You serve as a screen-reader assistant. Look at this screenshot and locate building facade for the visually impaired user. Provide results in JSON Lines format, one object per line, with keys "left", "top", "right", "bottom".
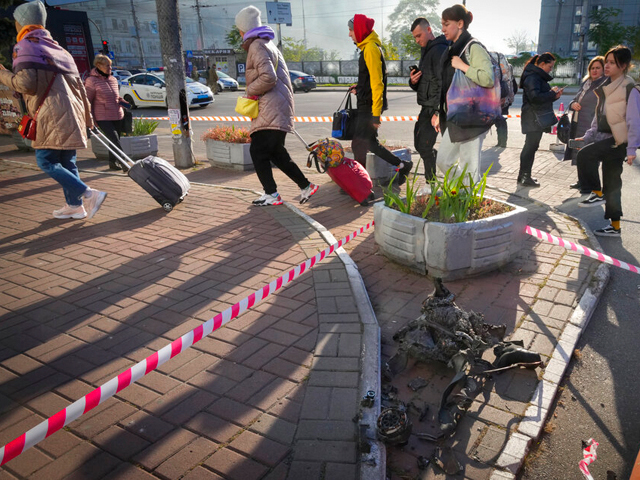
{"left": 538, "top": 0, "right": 640, "bottom": 58}
{"left": 63, "top": 0, "right": 238, "bottom": 70}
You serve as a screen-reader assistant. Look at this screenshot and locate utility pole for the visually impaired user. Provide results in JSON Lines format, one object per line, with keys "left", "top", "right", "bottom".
{"left": 155, "top": 0, "right": 193, "bottom": 168}
{"left": 129, "top": 0, "right": 146, "bottom": 69}
{"left": 577, "top": 0, "right": 590, "bottom": 82}
{"left": 301, "top": 0, "right": 307, "bottom": 49}
{"left": 191, "top": 0, "right": 212, "bottom": 51}
{"left": 274, "top": 0, "right": 282, "bottom": 51}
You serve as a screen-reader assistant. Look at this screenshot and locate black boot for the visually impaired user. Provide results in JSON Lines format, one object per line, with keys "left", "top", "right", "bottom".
{"left": 518, "top": 173, "right": 540, "bottom": 187}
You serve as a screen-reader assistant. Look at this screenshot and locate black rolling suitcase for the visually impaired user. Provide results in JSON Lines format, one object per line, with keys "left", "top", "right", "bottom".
{"left": 91, "top": 128, "right": 190, "bottom": 212}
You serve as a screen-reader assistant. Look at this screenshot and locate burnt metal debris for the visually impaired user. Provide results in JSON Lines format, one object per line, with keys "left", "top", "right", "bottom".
{"left": 378, "top": 278, "right": 543, "bottom": 449}
{"left": 377, "top": 407, "right": 412, "bottom": 446}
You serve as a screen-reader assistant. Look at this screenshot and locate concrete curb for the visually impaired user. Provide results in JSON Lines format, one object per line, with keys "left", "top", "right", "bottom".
{"left": 285, "top": 202, "right": 385, "bottom": 480}
{"left": 486, "top": 187, "right": 611, "bottom": 477}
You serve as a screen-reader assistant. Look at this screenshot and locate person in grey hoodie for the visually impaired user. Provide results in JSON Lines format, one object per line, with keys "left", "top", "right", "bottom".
{"left": 409, "top": 17, "right": 448, "bottom": 180}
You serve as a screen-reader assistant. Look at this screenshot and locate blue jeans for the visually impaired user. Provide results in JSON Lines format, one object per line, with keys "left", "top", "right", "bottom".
{"left": 35, "top": 149, "right": 88, "bottom": 207}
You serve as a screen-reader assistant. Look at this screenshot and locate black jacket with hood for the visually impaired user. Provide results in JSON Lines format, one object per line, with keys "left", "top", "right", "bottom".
{"left": 520, "top": 62, "right": 557, "bottom": 134}
{"left": 410, "top": 34, "right": 448, "bottom": 114}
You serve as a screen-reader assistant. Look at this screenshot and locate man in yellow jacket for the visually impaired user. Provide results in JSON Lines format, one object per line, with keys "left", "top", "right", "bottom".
{"left": 348, "top": 14, "right": 412, "bottom": 184}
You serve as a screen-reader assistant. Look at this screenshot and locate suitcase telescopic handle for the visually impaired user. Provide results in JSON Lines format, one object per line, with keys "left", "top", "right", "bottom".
{"left": 291, "top": 129, "right": 315, "bottom": 152}
{"left": 90, "top": 127, "right": 135, "bottom": 169}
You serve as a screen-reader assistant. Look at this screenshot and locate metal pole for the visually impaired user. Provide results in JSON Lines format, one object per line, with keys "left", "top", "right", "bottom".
{"left": 195, "top": 0, "right": 206, "bottom": 51}
{"left": 274, "top": 0, "right": 282, "bottom": 51}
{"left": 155, "top": 0, "right": 193, "bottom": 168}
{"left": 302, "top": 0, "right": 307, "bottom": 49}
{"left": 129, "top": 0, "right": 147, "bottom": 69}
{"left": 577, "top": 0, "right": 590, "bottom": 81}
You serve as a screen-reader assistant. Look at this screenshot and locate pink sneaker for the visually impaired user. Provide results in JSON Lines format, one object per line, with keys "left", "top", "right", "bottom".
{"left": 53, "top": 204, "right": 87, "bottom": 219}
{"left": 84, "top": 189, "right": 107, "bottom": 219}
{"left": 300, "top": 183, "right": 319, "bottom": 204}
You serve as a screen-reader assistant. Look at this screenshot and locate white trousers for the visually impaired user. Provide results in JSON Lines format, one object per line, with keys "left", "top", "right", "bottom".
{"left": 436, "top": 128, "right": 487, "bottom": 182}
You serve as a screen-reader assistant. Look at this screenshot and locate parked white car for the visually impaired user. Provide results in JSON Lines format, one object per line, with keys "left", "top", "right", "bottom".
{"left": 216, "top": 71, "right": 239, "bottom": 92}
{"left": 119, "top": 72, "right": 214, "bottom": 109}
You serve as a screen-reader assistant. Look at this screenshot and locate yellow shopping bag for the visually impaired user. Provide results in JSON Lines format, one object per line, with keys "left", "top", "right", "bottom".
{"left": 235, "top": 96, "right": 259, "bottom": 118}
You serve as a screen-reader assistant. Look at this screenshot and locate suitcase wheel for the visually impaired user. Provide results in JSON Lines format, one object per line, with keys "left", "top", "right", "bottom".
{"left": 162, "top": 202, "right": 173, "bottom": 212}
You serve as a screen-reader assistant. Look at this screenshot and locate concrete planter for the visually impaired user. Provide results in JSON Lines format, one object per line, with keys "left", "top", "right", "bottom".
{"left": 366, "top": 148, "right": 412, "bottom": 186}
{"left": 205, "top": 140, "right": 253, "bottom": 171}
{"left": 373, "top": 197, "right": 528, "bottom": 280}
{"left": 92, "top": 134, "right": 158, "bottom": 161}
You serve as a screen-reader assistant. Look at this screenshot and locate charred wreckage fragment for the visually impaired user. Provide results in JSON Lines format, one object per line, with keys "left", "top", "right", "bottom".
{"left": 377, "top": 278, "right": 543, "bottom": 458}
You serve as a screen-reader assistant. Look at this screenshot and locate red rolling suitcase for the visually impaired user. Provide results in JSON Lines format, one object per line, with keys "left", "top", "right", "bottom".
{"left": 293, "top": 130, "right": 374, "bottom": 206}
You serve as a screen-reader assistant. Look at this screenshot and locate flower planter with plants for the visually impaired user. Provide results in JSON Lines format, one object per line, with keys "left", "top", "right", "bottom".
{"left": 92, "top": 118, "right": 159, "bottom": 161}
{"left": 373, "top": 163, "right": 528, "bottom": 280}
{"left": 201, "top": 125, "right": 253, "bottom": 171}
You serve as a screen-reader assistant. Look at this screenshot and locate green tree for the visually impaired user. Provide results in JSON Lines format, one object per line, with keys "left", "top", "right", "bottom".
{"left": 381, "top": 39, "right": 400, "bottom": 61}
{"left": 588, "top": 7, "right": 636, "bottom": 56}
{"left": 282, "top": 37, "right": 339, "bottom": 62}
{"left": 386, "top": 0, "right": 440, "bottom": 59}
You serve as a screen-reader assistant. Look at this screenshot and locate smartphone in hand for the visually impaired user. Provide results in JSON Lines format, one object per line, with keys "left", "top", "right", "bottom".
{"left": 568, "top": 139, "right": 584, "bottom": 149}
{"left": 409, "top": 65, "right": 419, "bottom": 74}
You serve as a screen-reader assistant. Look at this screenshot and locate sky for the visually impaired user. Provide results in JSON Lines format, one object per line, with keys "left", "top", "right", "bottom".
{"left": 274, "top": 0, "right": 543, "bottom": 58}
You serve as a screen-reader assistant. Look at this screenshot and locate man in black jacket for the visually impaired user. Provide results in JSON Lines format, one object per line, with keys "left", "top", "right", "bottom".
{"left": 409, "top": 18, "right": 448, "bottom": 180}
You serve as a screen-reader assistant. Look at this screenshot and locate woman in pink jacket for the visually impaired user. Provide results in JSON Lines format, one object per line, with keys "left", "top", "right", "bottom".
{"left": 85, "top": 54, "right": 128, "bottom": 171}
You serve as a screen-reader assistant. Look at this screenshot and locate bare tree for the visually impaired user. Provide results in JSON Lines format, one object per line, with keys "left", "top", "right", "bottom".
{"left": 505, "top": 30, "right": 530, "bottom": 55}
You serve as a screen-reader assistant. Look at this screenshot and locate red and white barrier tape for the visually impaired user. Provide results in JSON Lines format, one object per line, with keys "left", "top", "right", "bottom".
{"left": 579, "top": 438, "right": 598, "bottom": 480}
{"left": 141, "top": 115, "right": 527, "bottom": 122}
{"left": 0, "top": 221, "right": 374, "bottom": 466}
{"left": 526, "top": 225, "right": 640, "bottom": 274}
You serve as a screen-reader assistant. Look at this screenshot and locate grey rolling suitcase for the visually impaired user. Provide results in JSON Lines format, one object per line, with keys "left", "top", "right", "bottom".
{"left": 91, "top": 128, "right": 190, "bottom": 212}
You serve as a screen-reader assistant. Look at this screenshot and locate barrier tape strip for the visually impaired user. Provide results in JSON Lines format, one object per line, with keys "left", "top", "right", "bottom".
{"left": 139, "top": 115, "right": 523, "bottom": 122}
{"left": 579, "top": 438, "right": 598, "bottom": 480}
{"left": 525, "top": 225, "right": 640, "bottom": 274}
{"left": 0, "top": 221, "right": 374, "bottom": 466}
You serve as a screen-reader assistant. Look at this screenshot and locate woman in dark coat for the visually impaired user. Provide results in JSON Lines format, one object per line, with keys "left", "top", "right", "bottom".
{"left": 565, "top": 56, "right": 606, "bottom": 191}
{"left": 518, "top": 53, "right": 563, "bottom": 187}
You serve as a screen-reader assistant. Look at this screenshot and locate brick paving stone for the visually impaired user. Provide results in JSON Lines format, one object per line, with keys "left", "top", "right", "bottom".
{"left": 204, "top": 448, "right": 269, "bottom": 480}
{"left": 71, "top": 401, "right": 137, "bottom": 439}
{"left": 28, "top": 442, "right": 102, "bottom": 480}
{"left": 103, "top": 464, "right": 159, "bottom": 479}
{"left": 249, "top": 413, "right": 297, "bottom": 445}
{"left": 293, "top": 440, "right": 357, "bottom": 463}
{"left": 286, "top": 461, "right": 322, "bottom": 480}
{"left": 3, "top": 446, "right": 52, "bottom": 478}
{"left": 154, "top": 436, "right": 218, "bottom": 479}
{"left": 92, "top": 425, "right": 151, "bottom": 460}
{"left": 185, "top": 412, "right": 242, "bottom": 443}
{"left": 133, "top": 428, "right": 198, "bottom": 471}
{"left": 229, "top": 430, "right": 290, "bottom": 467}
{"left": 120, "top": 410, "right": 175, "bottom": 442}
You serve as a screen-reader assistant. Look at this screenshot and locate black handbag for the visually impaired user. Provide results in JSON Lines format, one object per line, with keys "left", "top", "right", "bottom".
{"left": 331, "top": 91, "right": 358, "bottom": 140}
{"left": 556, "top": 113, "right": 571, "bottom": 143}
{"left": 121, "top": 108, "right": 133, "bottom": 135}
{"left": 534, "top": 110, "right": 558, "bottom": 130}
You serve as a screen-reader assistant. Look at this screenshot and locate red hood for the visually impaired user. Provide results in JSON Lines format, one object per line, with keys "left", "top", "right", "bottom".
{"left": 353, "top": 14, "right": 374, "bottom": 44}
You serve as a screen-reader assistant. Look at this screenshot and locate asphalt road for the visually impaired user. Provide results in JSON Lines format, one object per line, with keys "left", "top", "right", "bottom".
{"left": 137, "top": 89, "right": 640, "bottom": 478}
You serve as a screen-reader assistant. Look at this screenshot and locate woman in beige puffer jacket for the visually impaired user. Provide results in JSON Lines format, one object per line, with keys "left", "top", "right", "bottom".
{"left": 237, "top": 5, "right": 318, "bottom": 206}
{"left": 0, "top": 1, "right": 106, "bottom": 220}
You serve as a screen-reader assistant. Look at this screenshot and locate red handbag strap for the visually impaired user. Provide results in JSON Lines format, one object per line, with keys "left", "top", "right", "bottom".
{"left": 33, "top": 73, "right": 58, "bottom": 120}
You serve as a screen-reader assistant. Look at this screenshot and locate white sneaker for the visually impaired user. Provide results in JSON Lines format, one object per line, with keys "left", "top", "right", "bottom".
{"left": 254, "top": 192, "right": 283, "bottom": 206}
{"left": 53, "top": 204, "right": 87, "bottom": 219}
{"left": 83, "top": 189, "right": 107, "bottom": 219}
{"left": 300, "top": 183, "right": 319, "bottom": 204}
{"left": 252, "top": 193, "right": 269, "bottom": 205}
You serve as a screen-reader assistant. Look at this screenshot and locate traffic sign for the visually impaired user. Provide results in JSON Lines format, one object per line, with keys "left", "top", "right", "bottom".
{"left": 265, "top": 2, "right": 292, "bottom": 26}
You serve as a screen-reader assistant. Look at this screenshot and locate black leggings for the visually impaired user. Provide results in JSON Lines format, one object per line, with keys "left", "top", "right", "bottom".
{"left": 576, "top": 137, "right": 626, "bottom": 221}
{"left": 97, "top": 119, "right": 123, "bottom": 167}
{"left": 352, "top": 111, "right": 401, "bottom": 167}
{"left": 249, "top": 130, "right": 310, "bottom": 195}
{"left": 519, "top": 131, "right": 543, "bottom": 177}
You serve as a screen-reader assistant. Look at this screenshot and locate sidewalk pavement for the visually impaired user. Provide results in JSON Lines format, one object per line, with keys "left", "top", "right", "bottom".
{"left": 0, "top": 133, "right": 607, "bottom": 480}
